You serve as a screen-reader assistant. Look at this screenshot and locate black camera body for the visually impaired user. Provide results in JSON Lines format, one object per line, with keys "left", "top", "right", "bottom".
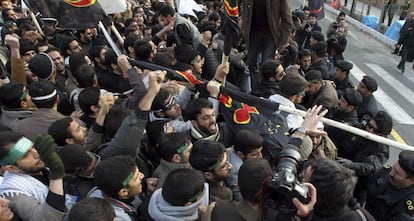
{"left": 329, "top": 33, "right": 339, "bottom": 43}
{"left": 264, "top": 148, "right": 309, "bottom": 212}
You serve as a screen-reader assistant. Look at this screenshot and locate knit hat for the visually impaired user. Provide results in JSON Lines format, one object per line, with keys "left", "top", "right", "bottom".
{"left": 399, "top": 150, "right": 414, "bottom": 176}
{"left": 373, "top": 111, "right": 393, "bottom": 135}
{"left": 336, "top": 60, "right": 353, "bottom": 72}
{"left": 58, "top": 144, "right": 92, "bottom": 173}
{"left": 342, "top": 88, "right": 362, "bottom": 106}
{"left": 361, "top": 75, "right": 378, "bottom": 92}
{"left": 311, "top": 31, "right": 325, "bottom": 42}
{"left": 305, "top": 70, "right": 323, "bottom": 83}
{"left": 28, "top": 52, "right": 55, "bottom": 80}
{"left": 279, "top": 73, "right": 308, "bottom": 96}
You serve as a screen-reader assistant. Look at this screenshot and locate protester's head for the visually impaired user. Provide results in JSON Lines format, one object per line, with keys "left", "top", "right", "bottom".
{"left": 260, "top": 60, "right": 285, "bottom": 82}
{"left": 303, "top": 159, "right": 357, "bottom": 216}
{"left": 310, "top": 31, "right": 324, "bottom": 45}
{"left": 309, "top": 122, "right": 325, "bottom": 150}
{"left": 58, "top": 144, "right": 100, "bottom": 178}
{"left": 310, "top": 41, "right": 327, "bottom": 59}
{"left": 189, "top": 140, "right": 231, "bottom": 182}
{"left": 298, "top": 49, "right": 312, "bottom": 71}
{"left": 279, "top": 72, "right": 308, "bottom": 103}
{"left": 124, "top": 35, "right": 138, "bottom": 58}
{"left": 0, "top": 131, "right": 45, "bottom": 173}
{"left": 47, "top": 48, "right": 66, "bottom": 73}
{"left": 29, "top": 80, "right": 58, "bottom": 109}
{"left": 238, "top": 158, "right": 272, "bottom": 204}
{"left": 94, "top": 155, "right": 144, "bottom": 199}
{"left": 72, "top": 64, "right": 97, "bottom": 88}
{"left": 69, "top": 51, "right": 92, "bottom": 73}
{"left": 334, "top": 59, "right": 353, "bottom": 81}
{"left": 133, "top": 38, "right": 156, "bottom": 61}
{"left": 68, "top": 197, "right": 115, "bottom": 221}
{"left": 89, "top": 45, "right": 107, "bottom": 66}
{"left": 61, "top": 36, "right": 82, "bottom": 57}
{"left": 389, "top": 150, "right": 414, "bottom": 189}
{"left": 337, "top": 88, "right": 362, "bottom": 113}
{"left": 305, "top": 70, "right": 323, "bottom": 95}
{"left": 366, "top": 111, "right": 393, "bottom": 136}
{"left": 48, "top": 117, "right": 87, "bottom": 146}
{"left": 19, "top": 39, "right": 36, "bottom": 62}
{"left": 103, "top": 108, "right": 132, "bottom": 142}
{"left": 151, "top": 88, "right": 182, "bottom": 118}
{"left": 162, "top": 168, "right": 205, "bottom": 206}
{"left": 186, "top": 98, "right": 217, "bottom": 136}
{"left": 158, "top": 5, "right": 175, "bottom": 27}
{"left": 158, "top": 133, "right": 193, "bottom": 163}
{"left": 78, "top": 87, "right": 100, "bottom": 116}
{"left": 77, "top": 28, "right": 94, "bottom": 44}
{"left": 233, "top": 129, "right": 263, "bottom": 160}
{"left": 357, "top": 75, "right": 377, "bottom": 97}
{"left": 28, "top": 52, "right": 56, "bottom": 81}
{"left": 0, "top": 82, "right": 34, "bottom": 109}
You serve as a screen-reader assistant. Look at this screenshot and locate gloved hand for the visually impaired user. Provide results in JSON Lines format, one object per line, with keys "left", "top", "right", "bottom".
{"left": 336, "top": 157, "right": 354, "bottom": 169}
{"left": 34, "top": 135, "right": 64, "bottom": 180}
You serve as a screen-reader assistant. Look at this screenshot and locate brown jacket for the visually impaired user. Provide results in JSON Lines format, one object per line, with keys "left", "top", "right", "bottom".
{"left": 241, "top": 0, "right": 293, "bottom": 46}
{"left": 306, "top": 81, "right": 339, "bottom": 112}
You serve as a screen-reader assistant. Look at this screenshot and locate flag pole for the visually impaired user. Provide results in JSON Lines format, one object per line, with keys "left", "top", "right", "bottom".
{"left": 28, "top": 10, "right": 44, "bottom": 36}
{"left": 110, "top": 25, "right": 124, "bottom": 47}
{"left": 98, "top": 21, "right": 122, "bottom": 57}
{"left": 278, "top": 104, "right": 414, "bottom": 151}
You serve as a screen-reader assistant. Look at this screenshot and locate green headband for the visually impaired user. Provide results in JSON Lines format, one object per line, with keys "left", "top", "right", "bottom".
{"left": 121, "top": 167, "right": 136, "bottom": 187}
{"left": 176, "top": 142, "right": 190, "bottom": 154}
{"left": 0, "top": 137, "right": 33, "bottom": 166}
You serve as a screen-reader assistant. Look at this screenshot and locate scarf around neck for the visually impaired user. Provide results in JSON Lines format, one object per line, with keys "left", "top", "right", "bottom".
{"left": 0, "top": 171, "right": 49, "bottom": 203}
{"left": 190, "top": 124, "right": 220, "bottom": 142}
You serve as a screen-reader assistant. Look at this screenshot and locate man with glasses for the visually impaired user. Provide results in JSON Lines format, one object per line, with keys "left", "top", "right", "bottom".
{"left": 336, "top": 111, "right": 392, "bottom": 185}
{"left": 190, "top": 140, "right": 233, "bottom": 202}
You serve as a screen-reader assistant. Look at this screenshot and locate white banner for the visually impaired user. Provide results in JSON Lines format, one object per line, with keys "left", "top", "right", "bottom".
{"left": 98, "top": 0, "right": 127, "bottom": 15}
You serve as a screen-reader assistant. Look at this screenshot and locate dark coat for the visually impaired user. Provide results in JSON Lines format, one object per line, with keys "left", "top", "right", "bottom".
{"left": 365, "top": 168, "right": 414, "bottom": 221}
{"left": 398, "top": 18, "right": 414, "bottom": 47}
{"left": 333, "top": 76, "right": 354, "bottom": 98}
{"left": 304, "top": 81, "right": 338, "bottom": 112}
{"left": 312, "top": 207, "right": 376, "bottom": 221}
{"left": 310, "top": 58, "right": 330, "bottom": 80}
{"left": 241, "top": 0, "right": 293, "bottom": 46}
{"left": 357, "top": 94, "right": 378, "bottom": 121}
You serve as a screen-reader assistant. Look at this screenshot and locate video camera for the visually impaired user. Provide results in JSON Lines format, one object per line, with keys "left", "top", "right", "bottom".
{"left": 263, "top": 147, "right": 309, "bottom": 214}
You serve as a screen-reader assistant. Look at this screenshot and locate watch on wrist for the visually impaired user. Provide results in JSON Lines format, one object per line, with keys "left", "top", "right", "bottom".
{"left": 296, "top": 126, "right": 307, "bottom": 134}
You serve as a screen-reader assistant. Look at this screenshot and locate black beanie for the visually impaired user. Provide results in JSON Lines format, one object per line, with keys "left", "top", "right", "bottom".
{"left": 28, "top": 52, "right": 55, "bottom": 80}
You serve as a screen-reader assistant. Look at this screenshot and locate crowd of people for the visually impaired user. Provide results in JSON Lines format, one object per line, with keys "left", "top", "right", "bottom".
{"left": 0, "top": 0, "right": 413, "bottom": 220}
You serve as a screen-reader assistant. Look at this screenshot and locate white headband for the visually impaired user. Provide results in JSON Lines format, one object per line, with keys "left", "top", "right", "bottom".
{"left": 31, "top": 89, "right": 57, "bottom": 101}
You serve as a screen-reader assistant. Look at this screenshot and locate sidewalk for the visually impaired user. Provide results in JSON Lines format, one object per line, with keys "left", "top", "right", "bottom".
{"left": 324, "top": 0, "right": 403, "bottom": 48}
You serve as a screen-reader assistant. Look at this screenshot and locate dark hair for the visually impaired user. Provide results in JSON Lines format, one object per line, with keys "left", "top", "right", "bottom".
{"left": 158, "top": 132, "right": 191, "bottom": 161}
{"left": 78, "top": 87, "right": 100, "bottom": 115}
{"left": 309, "top": 12, "right": 318, "bottom": 18}
{"left": 234, "top": 129, "right": 263, "bottom": 155}
{"left": 69, "top": 51, "right": 89, "bottom": 73}
{"left": 69, "top": 197, "right": 115, "bottom": 221}
{"left": 0, "top": 131, "right": 23, "bottom": 162}
{"left": 162, "top": 168, "right": 205, "bottom": 206}
{"left": 298, "top": 49, "right": 312, "bottom": 60}
{"left": 158, "top": 5, "right": 175, "bottom": 17}
{"left": 60, "top": 35, "right": 78, "bottom": 56}
{"left": 133, "top": 38, "right": 153, "bottom": 60}
{"left": 72, "top": 64, "right": 96, "bottom": 88}
{"left": 103, "top": 107, "right": 132, "bottom": 142}
{"left": 104, "top": 49, "right": 118, "bottom": 66}
{"left": 238, "top": 158, "right": 272, "bottom": 203}
{"left": 189, "top": 140, "right": 225, "bottom": 172}
{"left": 309, "top": 158, "right": 357, "bottom": 216}
{"left": 48, "top": 117, "right": 73, "bottom": 146}
{"left": 151, "top": 88, "right": 171, "bottom": 111}
{"left": 124, "top": 35, "right": 138, "bottom": 53}
{"left": 0, "top": 82, "right": 25, "bottom": 109}
{"left": 89, "top": 45, "right": 106, "bottom": 64}
{"left": 260, "top": 60, "right": 281, "bottom": 80}
{"left": 153, "top": 52, "right": 175, "bottom": 68}
{"left": 29, "top": 80, "right": 57, "bottom": 108}
{"left": 185, "top": 98, "right": 213, "bottom": 121}
{"left": 19, "top": 39, "right": 35, "bottom": 55}
{"left": 94, "top": 155, "right": 136, "bottom": 198}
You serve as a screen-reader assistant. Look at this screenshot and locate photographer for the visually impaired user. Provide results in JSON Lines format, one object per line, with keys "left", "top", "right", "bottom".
{"left": 327, "top": 27, "right": 347, "bottom": 72}
{"left": 210, "top": 105, "right": 327, "bottom": 220}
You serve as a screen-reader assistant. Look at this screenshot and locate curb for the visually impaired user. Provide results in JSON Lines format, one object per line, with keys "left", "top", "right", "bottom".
{"left": 324, "top": 3, "right": 397, "bottom": 48}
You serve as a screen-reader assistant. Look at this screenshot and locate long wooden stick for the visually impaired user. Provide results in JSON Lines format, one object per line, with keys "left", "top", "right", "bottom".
{"left": 28, "top": 11, "right": 44, "bottom": 36}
